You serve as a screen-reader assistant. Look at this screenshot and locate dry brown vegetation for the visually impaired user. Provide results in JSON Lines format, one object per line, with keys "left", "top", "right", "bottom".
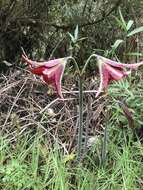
{"left": 0, "top": 69, "right": 108, "bottom": 153}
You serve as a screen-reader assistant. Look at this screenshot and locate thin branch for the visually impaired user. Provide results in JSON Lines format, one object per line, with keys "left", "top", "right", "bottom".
{"left": 82, "top": 0, "right": 90, "bottom": 16}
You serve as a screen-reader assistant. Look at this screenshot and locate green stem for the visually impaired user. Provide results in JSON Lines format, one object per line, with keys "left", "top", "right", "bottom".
{"left": 77, "top": 75, "right": 83, "bottom": 161}
{"left": 68, "top": 57, "right": 80, "bottom": 74}
{"left": 81, "top": 54, "right": 98, "bottom": 75}
{"left": 101, "top": 126, "right": 108, "bottom": 167}
{"left": 67, "top": 56, "right": 83, "bottom": 160}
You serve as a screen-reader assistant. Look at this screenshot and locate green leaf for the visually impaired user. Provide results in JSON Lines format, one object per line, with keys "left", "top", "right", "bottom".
{"left": 3, "top": 60, "right": 12, "bottom": 66}
{"left": 77, "top": 37, "right": 88, "bottom": 42}
{"left": 111, "top": 39, "right": 124, "bottom": 51}
{"left": 113, "top": 15, "right": 126, "bottom": 32}
{"left": 74, "top": 25, "right": 79, "bottom": 41}
{"left": 68, "top": 32, "right": 75, "bottom": 43}
{"left": 63, "top": 153, "right": 75, "bottom": 163}
{"left": 119, "top": 8, "right": 127, "bottom": 30}
{"left": 125, "top": 52, "right": 143, "bottom": 56}
{"left": 126, "top": 20, "right": 134, "bottom": 31}
{"left": 127, "top": 26, "right": 143, "bottom": 37}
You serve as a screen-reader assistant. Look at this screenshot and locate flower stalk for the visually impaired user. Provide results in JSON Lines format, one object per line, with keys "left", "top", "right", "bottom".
{"left": 101, "top": 126, "right": 108, "bottom": 167}
{"left": 77, "top": 75, "right": 84, "bottom": 161}
{"left": 81, "top": 54, "right": 97, "bottom": 75}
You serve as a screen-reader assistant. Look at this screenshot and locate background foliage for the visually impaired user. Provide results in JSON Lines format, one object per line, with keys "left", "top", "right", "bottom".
{"left": 1, "top": 0, "right": 143, "bottom": 71}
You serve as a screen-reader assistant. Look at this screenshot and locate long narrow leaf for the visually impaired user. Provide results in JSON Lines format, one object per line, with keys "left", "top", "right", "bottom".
{"left": 127, "top": 26, "right": 143, "bottom": 37}
{"left": 111, "top": 39, "right": 124, "bottom": 51}
{"left": 68, "top": 32, "right": 75, "bottom": 43}
{"left": 125, "top": 52, "right": 143, "bottom": 56}
{"left": 126, "top": 20, "right": 134, "bottom": 31}
{"left": 74, "top": 25, "right": 79, "bottom": 41}
{"left": 119, "top": 8, "right": 127, "bottom": 31}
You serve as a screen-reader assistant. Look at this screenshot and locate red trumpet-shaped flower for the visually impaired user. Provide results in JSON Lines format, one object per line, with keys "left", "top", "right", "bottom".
{"left": 22, "top": 54, "right": 68, "bottom": 98}
{"left": 96, "top": 55, "right": 143, "bottom": 97}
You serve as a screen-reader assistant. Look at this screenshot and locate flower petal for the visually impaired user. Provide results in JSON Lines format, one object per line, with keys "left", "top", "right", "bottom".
{"left": 42, "top": 71, "right": 55, "bottom": 85}
{"left": 104, "top": 64, "right": 125, "bottom": 80}
{"left": 22, "top": 54, "right": 67, "bottom": 98}
{"left": 44, "top": 58, "right": 68, "bottom": 68}
{"left": 96, "top": 56, "right": 132, "bottom": 97}
{"left": 54, "top": 63, "right": 66, "bottom": 98}
{"left": 22, "top": 54, "right": 34, "bottom": 66}
{"left": 96, "top": 60, "right": 110, "bottom": 97}
{"left": 102, "top": 56, "right": 143, "bottom": 70}
{"left": 102, "top": 66, "right": 110, "bottom": 88}
{"left": 30, "top": 66, "right": 46, "bottom": 75}
{"left": 22, "top": 54, "right": 69, "bottom": 69}
{"left": 42, "top": 59, "right": 67, "bottom": 98}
